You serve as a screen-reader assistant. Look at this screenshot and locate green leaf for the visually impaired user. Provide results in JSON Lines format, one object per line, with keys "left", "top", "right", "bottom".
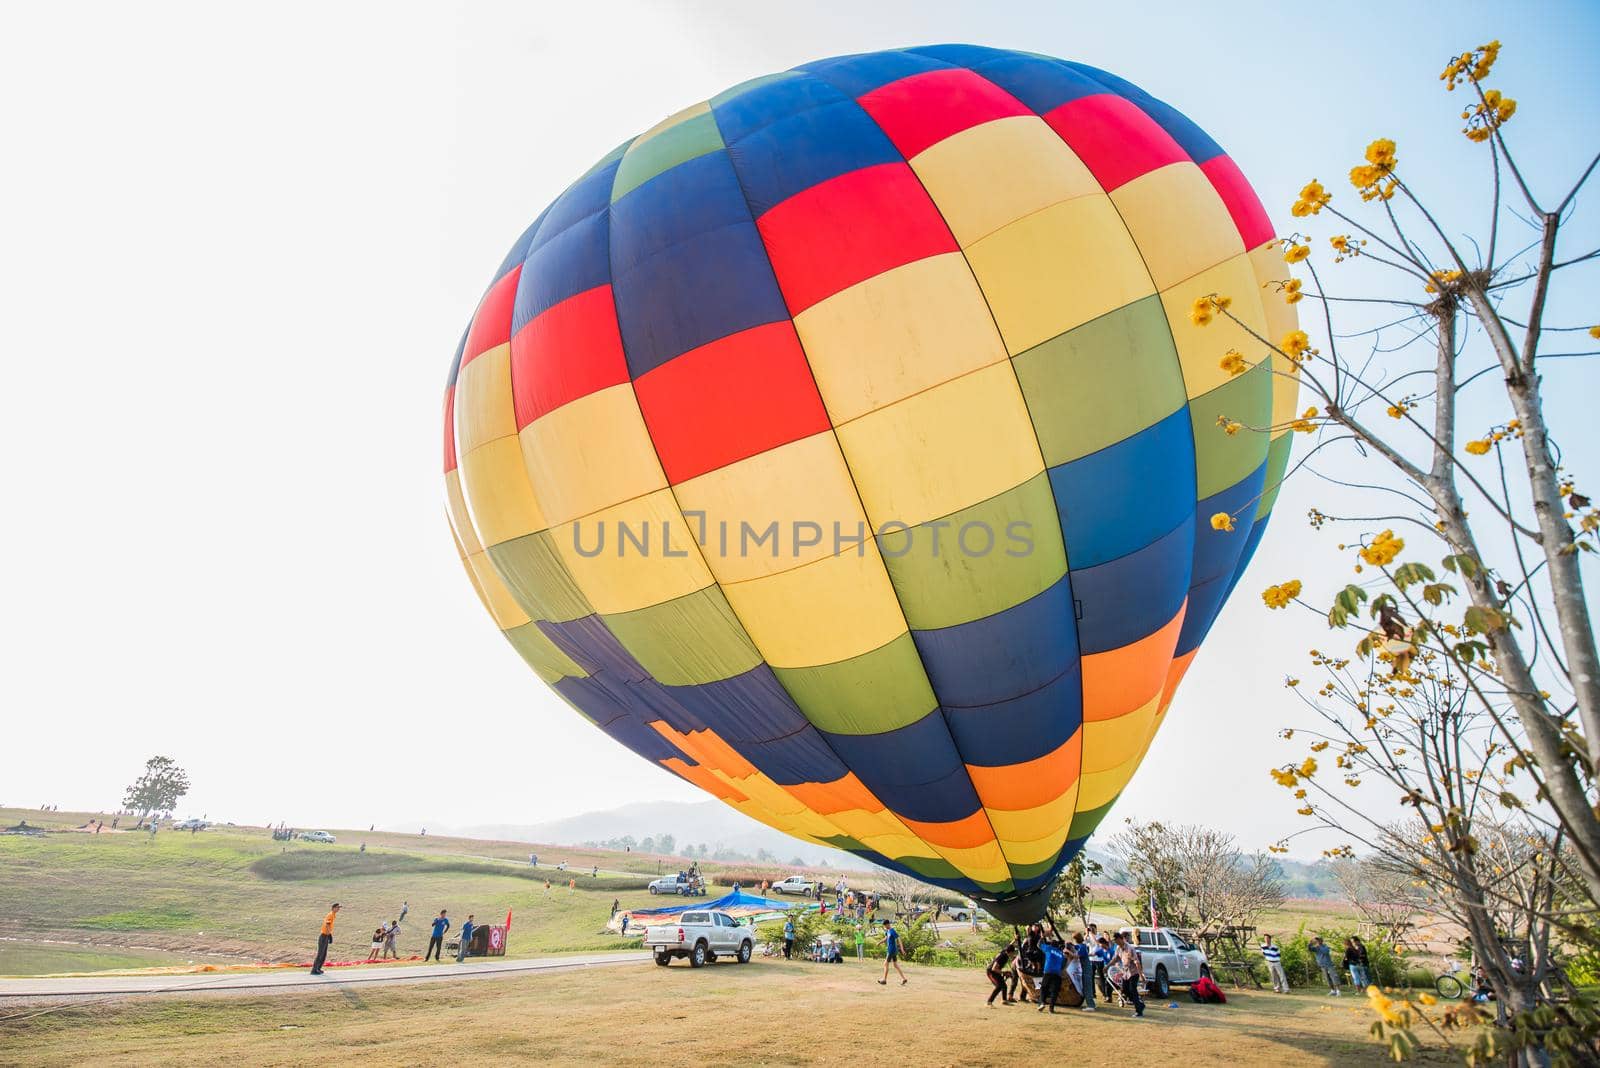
{"left": 1441, "top": 553, "right": 1481, "bottom": 577}
{"left": 1463, "top": 605, "right": 1505, "bottom": 635}
{"left": 1454, "top": 640, "right": 1487, "bottom": 663}
{"left": 1392, "top": 562, "right": 1435, "bottom": 591}
{"left": 1421, "top": 582, "right": 1456, "bottom": 606}
{"left": 1329, "top": 584, "right": 1369, "bottom": 628}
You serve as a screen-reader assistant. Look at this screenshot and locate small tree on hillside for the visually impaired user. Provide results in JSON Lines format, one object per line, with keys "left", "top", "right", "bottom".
{"left": 872, "top": 867, "right": 937, "bottom": 915}
{"left": 1331, "top": 856, "right": 1423, "bottom": 945}
{"left": 122, "top": 756, "right": 189, "bottom": 820}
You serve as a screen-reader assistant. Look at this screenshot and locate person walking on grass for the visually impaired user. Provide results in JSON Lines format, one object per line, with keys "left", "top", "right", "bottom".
{"left": 425, "top": 909, "right": 450, "bottom": 962}
{"left": 1112, "top": 932, "right": 1146, "bottom": 1018}
{"left": 457, "top": 914, "right": 475, "bottom": 962}
{"left": 877, "top": 918, "right": 906, "bottom": 986}
{"left": 310, "top": 903, "right": 339, "bottom": 975}
{"left": 399, "top": 900, "right": 409, "bottom": 925}
{"left": 986, "top": 939, "right": 1018, "bottom": 1006}
{"left": 1262, "top": 934, "right": 1289, "bottom": 993}
{"left": 1310, "top": 936, "right": 1341, "bottom": 995}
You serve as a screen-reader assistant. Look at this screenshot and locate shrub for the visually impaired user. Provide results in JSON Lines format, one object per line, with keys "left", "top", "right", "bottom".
{"left": 756, "top": 907, "right": 827, "bottom": 957}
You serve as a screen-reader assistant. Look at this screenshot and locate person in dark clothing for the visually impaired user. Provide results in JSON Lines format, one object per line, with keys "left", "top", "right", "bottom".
{"left": 1013, "top": 925, "right": 1044, "bottom": 1003}
{"left": 987, "top": 941, "right": 1018, "bottom": 1005}
{"left": 310, "top": 903, "right": 340, "bottom": 975}
{"left": 1113, "top": 932, "right": 1146, "bottom": 1018}
{"left": 425, "top": 909, "right": 450, "bottom": 962}
{"left": 457, "top": 914, "right": 475, "bottom": 962}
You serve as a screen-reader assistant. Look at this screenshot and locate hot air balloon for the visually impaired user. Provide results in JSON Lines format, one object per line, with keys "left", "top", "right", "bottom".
{"left": 443, "top": 45, "right": 1298, "bottom": 921}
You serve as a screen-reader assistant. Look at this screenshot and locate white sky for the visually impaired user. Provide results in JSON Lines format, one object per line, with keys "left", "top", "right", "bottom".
{"left": 3, "top": 1, "right": 1596, "bottom": 857}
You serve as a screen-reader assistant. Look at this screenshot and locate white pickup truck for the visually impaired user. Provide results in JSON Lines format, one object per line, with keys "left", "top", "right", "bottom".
{"left": 644, "top": 909, "right": 754, "bottom": 968}
{"left": 1117, "top": 926, "right": 1211, "bottom": 996}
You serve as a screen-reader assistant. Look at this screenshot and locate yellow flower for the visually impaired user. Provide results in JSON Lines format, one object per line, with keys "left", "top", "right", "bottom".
{"left": 1473, "top": 39, "right": 1501, "bottom": 81}
{"left": 1270, "top": 767, "right": 1298, "bottom": 787}
{"left": 1189, "top": 297, "right": 1214, "bottom": 326}
{"left": 1419, "top": 993, "right": 1438, "bottom": 1006}
{"left": 1219, "top": 350, "right": 1249, "bottom": 376}
{"left": 1211, "top": 512, "right": 1235, "bottom": 533}
{"left": 1300, "top": 756, "right": 1318, "bottom": 777}
{"left": 1289, "top": 406, "right": 1319, "bottom": 434}
{"left": 1359, "top": 529, "right": 1405, "bottom": 567}
{"left": 1330, "top": 235, "right": 1350, "bottom": 253}
{"left": 1261, "top": 579, "right": 1302, "bottom": 609}
{"left": 1465, "top": 439, "right": 1493, "bottom": 455}
{"left": 1311, "top": 740, "right": 1329, "bottom": 752}
{"left": 1282, "top": 278, "right": 1304, "bottom": 304}
{"left": 1222, "top": 420, "right": 1243, "bottom": 436}
{"left": 1283, "top": 242, "right": 1310, "bottom": 264}
{"left": 1386, "top": 404, "right": 1406, "bottom": 419}
{"left": 1290, "top": 179, "right": 1331, "bottom": 217}
{"left": 1296, "top": 805, "right": 1314, "bottom": 816}
{"left": 1282, "top": 330, "right": 1312, "bottom": 359}
{"left": 1293, "top": 788, "right": 1307, "bottom": 799}
{"left": 1365, "top": 138, "right": 1397, "bottom": 169}
{"left": 1588, "top": 325, "right": 1599, "bottom": 340}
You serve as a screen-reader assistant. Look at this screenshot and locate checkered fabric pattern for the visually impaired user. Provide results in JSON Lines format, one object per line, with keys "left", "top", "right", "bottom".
{"left": 443, "top": 46, "right": 1298, "bottom": 903}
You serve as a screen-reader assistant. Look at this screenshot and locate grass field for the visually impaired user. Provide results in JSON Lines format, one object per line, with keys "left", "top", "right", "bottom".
{"left": 0, "top": 809, "right": 707, "bottom": 969}
{"left": 0, "top": 955, "right": 1405, "bottom": 1067}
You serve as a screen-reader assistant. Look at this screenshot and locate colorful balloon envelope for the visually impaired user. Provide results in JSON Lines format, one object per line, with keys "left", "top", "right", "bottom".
{"left": 443, "top": 45, "right": 1298, "bottom": 919}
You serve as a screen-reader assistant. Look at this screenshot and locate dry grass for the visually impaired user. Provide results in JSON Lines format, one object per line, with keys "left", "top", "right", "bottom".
{"left": 0, "top": 957, "right": 1410, "bottom": 1067}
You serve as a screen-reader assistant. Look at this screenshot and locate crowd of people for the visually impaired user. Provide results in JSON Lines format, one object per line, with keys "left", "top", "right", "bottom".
{"left": 986, "top": 921, "right": 1146, "bottom": 1018}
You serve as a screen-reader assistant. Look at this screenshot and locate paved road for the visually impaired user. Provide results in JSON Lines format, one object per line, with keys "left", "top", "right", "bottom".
{"left": 0, "top": 951, "right": 648, "bottom": 1001}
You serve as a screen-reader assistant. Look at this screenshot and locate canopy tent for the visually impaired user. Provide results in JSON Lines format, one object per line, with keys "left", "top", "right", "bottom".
{"left": 614, "top": 889, "right": 812, "bottom": 930}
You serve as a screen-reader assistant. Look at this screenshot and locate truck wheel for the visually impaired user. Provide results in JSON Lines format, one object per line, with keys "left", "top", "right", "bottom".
{"left": 1200, "top": 963, "right": 1212, "bottom": 980}
{"left": 1153, "top": 965, "right": 1171, "bottom": 998}
{"left": 654, "top": 951, "right": 672, "bottom": 967}
{"left": 690, "top": 942, "right": 708, "bottom": 968}
{"left": 738, "top": 940, "right": 752, "bottom": 964}
{"left": 649, "top": 886, "right": 659, "bottom": 895}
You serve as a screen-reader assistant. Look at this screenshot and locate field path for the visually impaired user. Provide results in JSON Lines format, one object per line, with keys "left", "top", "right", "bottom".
{"left": 0, "top": 951, "right": 647, "bottom": 1001}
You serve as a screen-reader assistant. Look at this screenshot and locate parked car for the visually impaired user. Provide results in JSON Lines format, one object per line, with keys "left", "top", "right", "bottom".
{"left": 173, "top": 818, "right": 210, "bottom": 831}
{"left": 299, "top": 830, "right": 337, "bottom": 844}
{"left": 647, "top": 873, "right": 705, "bottom": 896}
{"left": 643, "top": 910, "right": 754, "bottom": 968}
{"left": 947, "top": 900, "right": 992, "bottom": 923}
{"left": 769, "top": 876, "right": 815, "bottom": 896}
{"left": 1117, "top": 926, "right": 1210, "bottom": 996}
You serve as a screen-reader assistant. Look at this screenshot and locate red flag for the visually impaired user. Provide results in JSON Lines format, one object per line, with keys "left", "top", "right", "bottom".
{"left": 504, "top": 908, "right": 513, "bottom": 935}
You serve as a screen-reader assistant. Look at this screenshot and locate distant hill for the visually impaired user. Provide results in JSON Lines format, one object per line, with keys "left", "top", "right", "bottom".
{"left": 430, "top": 800, "right": 866, "bottom": 869}
{"left": 424, "top": 801, "right": 1344, "bottom": 898}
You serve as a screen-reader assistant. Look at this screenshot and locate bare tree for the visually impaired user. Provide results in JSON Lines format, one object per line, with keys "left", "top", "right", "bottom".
{"left": 1331, "top": 856, "right": 1423, "bottom": 945}
{"left": 1108, "top": 820, "right": 1284, "bottom": 937}
{"left": 871, "top": 867, "right": 937, "bottom": 915}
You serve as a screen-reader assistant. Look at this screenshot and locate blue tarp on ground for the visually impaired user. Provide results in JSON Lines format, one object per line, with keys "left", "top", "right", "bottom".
{"left": 626, "top": 888, "right": 806, "bottom": 919}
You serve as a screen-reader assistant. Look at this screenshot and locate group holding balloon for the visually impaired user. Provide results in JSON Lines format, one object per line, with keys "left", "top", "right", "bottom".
{"left": 987, "top": 921, "right": 1147, "bottom": 1018}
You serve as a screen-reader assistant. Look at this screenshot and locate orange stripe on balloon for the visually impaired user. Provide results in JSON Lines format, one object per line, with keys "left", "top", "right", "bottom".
{"left": 898, "top": 808, "right": 997, "bottom": 851}
{"left": 1081, "top": 602, "right": 1186, "bottom": 722}
{"left": 650, "top": 722, "right": 758, "bottom": 780}
{"left": 783, "top": 772, "right": 885, "bottom": 816}
{"left": 1158, "top": 648, "right": 1199, "bottom": 715}
{"left": 965, "top": 729, "right": 1082, "bottom": 812}
{"left": 661, "top": 758, "right": 749, "bottom": 803}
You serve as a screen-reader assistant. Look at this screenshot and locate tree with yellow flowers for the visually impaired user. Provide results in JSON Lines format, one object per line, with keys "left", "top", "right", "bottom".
{"left": 1193, "top": 39, "right": 1600, "bottom": 1065}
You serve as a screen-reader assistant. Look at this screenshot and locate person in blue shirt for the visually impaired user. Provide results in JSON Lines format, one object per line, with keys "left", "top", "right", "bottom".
{"left": 1039, "top": 938, "right": 1066, "bottom": 1013}
{"left": 456, "top": 914, "right": 475, "bottom": 962}
{"left": 876, "top": 918, "right": 907, "bottom": 986}
{"left": 782, "top": 917, "right": 796, "bottom": 960}
{"left": 425, "top": 909, "right": 450, "bottom": 962}
{"left": 1074, "top": 933, "right": 1097, "bottom": 1011}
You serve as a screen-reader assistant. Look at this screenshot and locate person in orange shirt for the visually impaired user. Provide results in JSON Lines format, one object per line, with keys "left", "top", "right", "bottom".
{"left": 311, "top": 903, "right": 340, "bottom": 975}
